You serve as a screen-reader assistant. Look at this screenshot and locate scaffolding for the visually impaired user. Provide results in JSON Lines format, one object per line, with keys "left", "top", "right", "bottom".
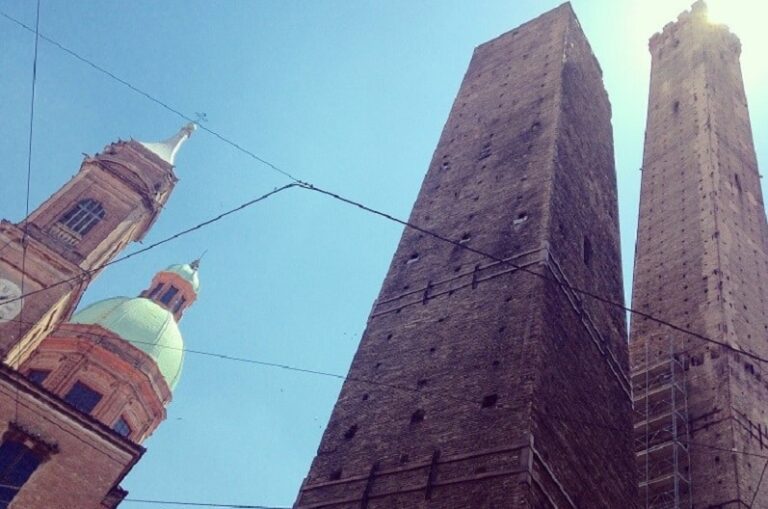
{"left": 632, "top": 339, "right": 692, "bottom": 509}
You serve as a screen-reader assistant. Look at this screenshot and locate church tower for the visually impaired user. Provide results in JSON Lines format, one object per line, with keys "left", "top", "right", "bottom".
{"left": 295, "top": 4, "right": 635, "bottom": 507}
{"left": 0, "top": 121, "right": 200, "bottom": 507}
{"left": 0, "top": 262, "right": 201, "bottom": 508}
{"left": 630, "top": 2, "right": 768, "bottom": 506}
{"left": 0, "top": 124, "right": 196, "bottom": 366}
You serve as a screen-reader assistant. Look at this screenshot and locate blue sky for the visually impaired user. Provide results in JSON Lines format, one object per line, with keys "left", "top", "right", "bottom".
{"left": 1, "top": 1, "right": 767, "bottom": 507}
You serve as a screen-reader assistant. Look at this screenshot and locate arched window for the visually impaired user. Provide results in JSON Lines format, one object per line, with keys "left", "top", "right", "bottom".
{"left": 147, "top": 284, "right": 164, "bottom": 299}
{"left": 59, "top": 199, "right": 105, "bottom": 236}
{"left": 173, "top": 296, "right": 187, "bottom": 314}
{"left": 159, "top": 286, "right": 179, "bottom": 305}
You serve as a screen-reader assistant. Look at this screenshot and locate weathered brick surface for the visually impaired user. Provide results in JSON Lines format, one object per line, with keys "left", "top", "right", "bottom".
{"left": 296, "top": 4, "right": 634, "bottom": 507}
{"left": 0, "top": 363, "right": 142, "bottom": 508}
{"left": 20, "top": 324, "right": 170, "bottom": 444}
{"left": 630, "top": 2, "right": 768, "bottom": 506}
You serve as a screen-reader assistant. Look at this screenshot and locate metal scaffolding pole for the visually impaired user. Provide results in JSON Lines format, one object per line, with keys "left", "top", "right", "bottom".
{"left": 632, "top": 337, "right": 692, "bottom": 508}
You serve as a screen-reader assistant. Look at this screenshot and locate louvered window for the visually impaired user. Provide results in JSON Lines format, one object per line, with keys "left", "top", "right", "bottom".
{"left": 59, "top": 199, "right": 105, "bottom": 236}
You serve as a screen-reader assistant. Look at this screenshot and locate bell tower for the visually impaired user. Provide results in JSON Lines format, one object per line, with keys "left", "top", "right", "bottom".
{"left": 0, "top": 124, "right": 196, "bottom": 366}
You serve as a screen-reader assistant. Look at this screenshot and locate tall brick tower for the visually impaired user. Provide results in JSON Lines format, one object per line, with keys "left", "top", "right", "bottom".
{"left": 295, "top": 4, "right": 635, "bottom": 507}
{"left": 630, "top": 1, "right": 768, "bottom": 506}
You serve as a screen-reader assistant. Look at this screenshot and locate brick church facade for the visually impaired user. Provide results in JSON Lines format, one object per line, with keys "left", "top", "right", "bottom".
{"left": 0, "top": 125, "right": 199, "bottom": 507}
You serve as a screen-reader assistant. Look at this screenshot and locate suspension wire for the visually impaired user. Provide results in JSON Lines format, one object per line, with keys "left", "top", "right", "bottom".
{"left": 297, "top": 183, "right": 768, "bottom": 366}
{"left": 123, "top": 499, "right": 289, "bottom": 509}
{"left": 0, "top": 482, "right": 287, "bottom": 509}
{"left": 0, "top": 9, "right": 303, "bottom": 185}
{"left": 2, "top": 184, "right": 297, "bottom": 307}
{"left": 14, "top": 0, "right": 42, "bottom": 422}
{"left": 2, "top": 6, "right": 768, "bottom": 373}
{"left": 11, "top": 317, "right": 768, "bottom": 464}
{"left": 6, "top": 8, "right": 768, "bottom": 505}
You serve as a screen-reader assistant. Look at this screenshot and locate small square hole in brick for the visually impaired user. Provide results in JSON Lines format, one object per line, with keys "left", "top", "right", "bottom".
{"left": 343, "top": 425, "right": 358, "bottom": 440}
{"left": 330, "top": 469, "right": 342, "bottom": 481}
{"left": 482, "top": 394, "right": 499, "bottom": 408}
{"left": 411, "top": 409, "right": 425, "bottom": 424}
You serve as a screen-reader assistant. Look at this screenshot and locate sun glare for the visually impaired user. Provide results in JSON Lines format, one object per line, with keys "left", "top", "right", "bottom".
{"left": 706, "top": 0, "right": 762, "bottom": 35}
{"left": 706, "top": 0, "right": 768, "bottom": 88}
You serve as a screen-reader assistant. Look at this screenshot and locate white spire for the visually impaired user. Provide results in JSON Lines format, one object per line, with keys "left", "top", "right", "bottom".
{"left": 139, "top": 123, "right": 197, "bottom": 165}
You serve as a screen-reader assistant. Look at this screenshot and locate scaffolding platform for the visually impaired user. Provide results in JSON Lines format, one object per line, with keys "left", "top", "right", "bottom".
{"left": 632, "top": 341, "right": 692, "bottom": 509}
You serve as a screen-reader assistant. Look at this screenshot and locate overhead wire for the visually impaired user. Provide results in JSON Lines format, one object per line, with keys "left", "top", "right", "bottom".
{"left": 11, "top": 316, "right": 768, "bottom": 476}
{"left": 5, "top": 6, "right": 768, "bottom": 505}
{"left": 0, "top": 10, "right": 303, "bottom": 185}
{"left": 297, "top": 183, "right": 768, "bottom": 367}
{"left": 753, "top": 459, "right": 768, "bottom": 507}
{"left": 2, "top": 7, "right": 766, "bottom": 372}
{"left": 15, "top": 0, "right": 42, "bottom": 421}
{"left": 0, "top": 480, "right": 287, "bottom": 508}
{"left": 123, "top": 499, "right": 289, "bottom": 508}
{"left": 1, "top": 184, "right": 297, "bottom": 306}
{"left": 10, "top": 317, "right": 503, "bottom": 410}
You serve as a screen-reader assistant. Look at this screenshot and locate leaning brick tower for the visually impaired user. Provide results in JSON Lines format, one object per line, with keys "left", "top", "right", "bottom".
{"left": 295, "top": 3, "right": 635, "bottom": 507}
{"left": 630, "top": 1, "right": 768, "bottom": 507}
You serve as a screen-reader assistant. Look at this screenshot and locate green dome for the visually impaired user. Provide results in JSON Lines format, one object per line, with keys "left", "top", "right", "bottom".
{"left": 70, "top": 297, "right": 184, "bottom": 390}
{"left": 164, "top": 263, "right": 200, "bottom": 292}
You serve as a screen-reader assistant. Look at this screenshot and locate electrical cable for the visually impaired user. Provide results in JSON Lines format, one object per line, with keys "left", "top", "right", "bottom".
{"left": 10, "top": 318, "right": 500, "bottom": 409}
{"left": 12, "top": 317, "right": 768, "bottom": 464}
{"left": 0, "top": 482, "right": 287, "bottom": 509}
{"left": 0, "top": 10, "right": 303, "bottom": 185}
{"left": 123, "top": 499, "right": 289, "bottom": 508}
{"left": 1, "top": 184, "right": 297, "bottom": 306}
{"left": 7, "top": 6, "right": 768, "bottom": 502}
{"left": 752, "top": 459, "right": 768, "bottom": 507}
{"left": 2, "top": 5, "right": 767, "bottom": 374}
{"left": 12, "top": 315, "right": 768, "bottom": 507}
{"left": 15, "top": 0, "right": 42, "bottom": 422}
{"left": 297, "top": 182, "right": 768, "bottom": 367}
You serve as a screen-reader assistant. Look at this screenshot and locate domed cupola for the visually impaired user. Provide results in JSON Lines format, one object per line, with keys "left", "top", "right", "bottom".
{"left": 140, "top": 260, "right": 200, "bottom": 321}
{"left": 19, "top": 262, "right": 201, "bottom": 443}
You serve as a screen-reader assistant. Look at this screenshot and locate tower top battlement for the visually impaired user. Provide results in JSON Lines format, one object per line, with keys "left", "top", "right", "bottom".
{"left": 649, "top": 1, "right": 740, "bottom": 54}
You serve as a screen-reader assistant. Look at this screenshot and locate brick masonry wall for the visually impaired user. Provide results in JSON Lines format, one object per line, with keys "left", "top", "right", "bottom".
{"left": 296, "top": 3, "right": 634, "bottom": 508}
{"left": 531, "top": 8, "right": 636, "bottom": 507}
{"left": 0, "top": 364, "right": 140, "bottom": 509}
{"left": 630, "top": 3, "right": 768, "bottom": 506}
{"left": 20, "top": 326, "right": 171, "bottom": 444}
{"left": 0, "top": 222, "right": 84, "bottom": 360}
